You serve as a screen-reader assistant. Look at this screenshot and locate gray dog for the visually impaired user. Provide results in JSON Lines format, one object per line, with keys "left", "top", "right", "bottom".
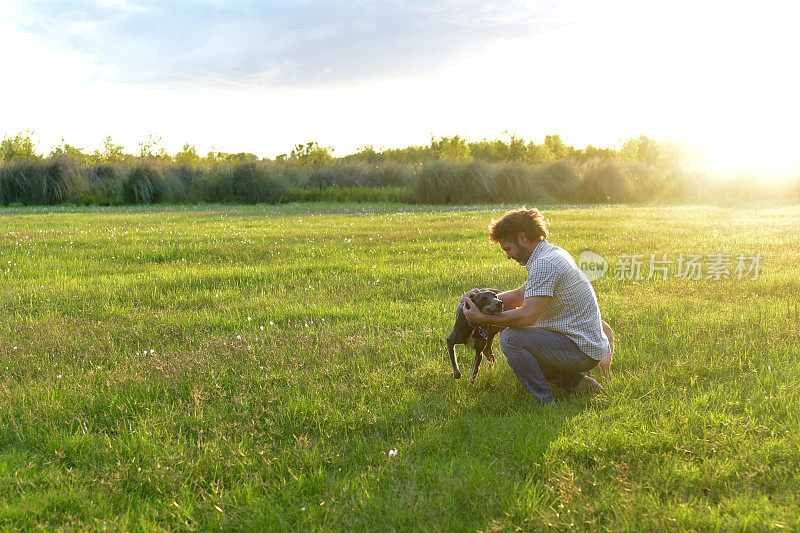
{"left": 446, "top": 289, "right": 504, "bottom": 385}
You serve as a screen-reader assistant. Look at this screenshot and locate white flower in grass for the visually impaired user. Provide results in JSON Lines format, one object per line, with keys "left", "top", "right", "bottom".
{"left": 260, "top": 326, "right": 264, "bottom": 331}
{"left": 247, "top": 316, "right": 252, "bottom": 321}
{"left": 236, "top": 335, "right": 241, "bottom": 340}
{"left": 269, "top": 321, "right": 274, "bottom": 326}
{"left": 388, "top": 448, "right": 398, "bottom": 458}
{"left": 150, "top": 349, "right": 154, "bottom": 354}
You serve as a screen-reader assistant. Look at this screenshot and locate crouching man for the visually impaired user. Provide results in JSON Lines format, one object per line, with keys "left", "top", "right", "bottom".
{"left": 462, "top": 207, "right": 611, "bottom": 404}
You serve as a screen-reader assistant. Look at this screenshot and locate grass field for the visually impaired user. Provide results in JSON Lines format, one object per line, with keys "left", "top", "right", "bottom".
{"left": 1, "top": 202, "right": 799, "bottom": 531}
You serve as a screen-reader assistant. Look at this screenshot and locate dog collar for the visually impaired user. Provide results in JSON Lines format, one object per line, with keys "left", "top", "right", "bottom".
{"left": 467, "top": 320, "right": 490, "bottom": 340}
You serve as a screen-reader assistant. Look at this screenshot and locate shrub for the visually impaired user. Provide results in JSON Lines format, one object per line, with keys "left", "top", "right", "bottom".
{"left": 307, "top": 163, "right": 372, "bottom": 188}
{"left": 492, "top": 162, "right": 553, "bottom": 203}
{"left": 375, "top": 163, "right": 413, "bottom": 187}
{"left": 122, "top": 164, "right": 164, "bottom": 204}
{"left": 77, "top": 164, "right": 124, "bottom": 205}
{"left": 304, "top": 162, "right": 413, "bottom": 189}
{"left": 412, "top": 160, "right": 494, "bottom": 204}
{"left": 38, "top": 158, "right": 87, "bottom": 204}
{"left": 167, "top": 164, "right": 203, "bottom": 186}
{"left": 535, "top": 161, "right": 580, "bottom": 201}
{"left": 159, "top": 172, "right": 190, "bottom": 203}
{"left": 192, "top": 165, "right": 234, "bottom": 203}
{"left": 0, "top": 160, "right": 36, "bottom": 205}
{"left": 578, "top": 159, "right": 632, "bottom": 202}
{"left": 0, "top": 158, "right": 87, "bottom": 205}
{"left": 230, "top": 162, "right": 288, "bottom": 204}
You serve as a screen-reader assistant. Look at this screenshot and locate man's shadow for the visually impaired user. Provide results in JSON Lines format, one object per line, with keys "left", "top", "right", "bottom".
{"left": 318, "top": 359, "right": 599, "bottom": 530}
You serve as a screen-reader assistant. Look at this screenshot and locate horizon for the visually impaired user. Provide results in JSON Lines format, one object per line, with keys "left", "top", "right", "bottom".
{"left": 2, "top": 0, "right": 799, "bottom": 178}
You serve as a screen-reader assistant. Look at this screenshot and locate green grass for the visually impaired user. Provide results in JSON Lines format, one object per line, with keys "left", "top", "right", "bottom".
{"left": 1, "top": 201, "right": 799, "bottom": 531}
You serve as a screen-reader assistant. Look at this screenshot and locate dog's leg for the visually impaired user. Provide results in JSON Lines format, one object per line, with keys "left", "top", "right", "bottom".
{"left": 483, "top": 330, "right": 499, "bottom": 364}
{"left": 470, "top": 336, "right": 486, "bottom": 385}
{"left": 446, "top": 336, "right": 461, "bottom": 379}
{"left": 599, "top": 321, "right": 614, "bottom": 382}
{"left": 470, "top": 349, "right": 483, "bottom": 386}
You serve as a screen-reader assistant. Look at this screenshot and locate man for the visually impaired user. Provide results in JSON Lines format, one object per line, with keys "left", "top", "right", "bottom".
{"left": 462, "top": 207, "right": 611, "bottom": 404}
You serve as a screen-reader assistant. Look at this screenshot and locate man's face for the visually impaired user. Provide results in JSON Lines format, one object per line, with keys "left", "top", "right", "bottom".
{"left": 498, "top": 235, "right": 533, "bottom": 266}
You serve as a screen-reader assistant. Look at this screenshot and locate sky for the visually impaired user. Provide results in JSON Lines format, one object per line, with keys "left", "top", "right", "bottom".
{"left": 1, "top": 0, "right": 799, "bottom": 176}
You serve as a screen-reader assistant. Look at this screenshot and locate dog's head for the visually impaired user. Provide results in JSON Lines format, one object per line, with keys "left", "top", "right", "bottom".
{"left": 472, "top": 289, "right": 503, "bottom": 315}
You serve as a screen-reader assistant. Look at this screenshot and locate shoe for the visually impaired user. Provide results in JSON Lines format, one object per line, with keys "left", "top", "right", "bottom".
{"left": 571, "top": 376, "right": 602, "bottom": 397}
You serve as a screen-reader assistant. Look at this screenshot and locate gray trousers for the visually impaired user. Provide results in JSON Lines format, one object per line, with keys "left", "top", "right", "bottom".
{"left": 499, "top": 327, "right": 598, "bottom": 404}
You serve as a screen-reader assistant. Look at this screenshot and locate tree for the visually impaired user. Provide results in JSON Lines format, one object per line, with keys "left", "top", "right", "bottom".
{"left": 574, "top": 144, "right": 617, "bottom": 162}
{"left": 0, "top": 131, "right": 40, "bottom": 161}
{"left": 50, "top": 138, "right": 91, "bottom": 165}
{"left": 290, "top": 141, "right": 333, "bottom": 167}
{"left": 430, "top": 135, "right": 472, "bottom": 161}
{"left": 468, "top": 132, "right": 528, "bottom": 162}
{"left": 92, "top": 136, "right": 128, "bottom": 164}
{"left": 620, "top": 134, "right": 660, "bottom": 166}
{"left": 543, "top": 134, "right": 572, "bottom": 160}
{"left": 139, "top": 134, "right": 169, "bottom": 160}
{"left": 507, "top": 134, "right": 528, "bottom": 161}
{"left": 174, "top": 143, "right": 200, "bottom": 165}
{"left": 346, "top": 145, "right": 379, "bottom": 164}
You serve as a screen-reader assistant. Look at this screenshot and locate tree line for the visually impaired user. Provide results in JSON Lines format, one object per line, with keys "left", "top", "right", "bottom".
{"left": 0, "top": 132, "right": 796, "bottom": 206}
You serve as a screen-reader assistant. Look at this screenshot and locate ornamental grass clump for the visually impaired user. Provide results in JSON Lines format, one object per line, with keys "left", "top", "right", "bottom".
{"left": 230, "top": 162, "right": 289, "bottom": 204}
{"left": 0, "top": 158, "right": 86, "bottom": 205}
{"left": 122, "top": 163, "right": 165, "bottom": 204}
{"left": 412, "top": 160, "right": 494, "bottom": 204}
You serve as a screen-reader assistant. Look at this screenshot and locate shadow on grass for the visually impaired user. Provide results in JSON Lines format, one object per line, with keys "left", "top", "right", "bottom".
{"left": 263, "top": 364, "right": 594, "bottom": 530}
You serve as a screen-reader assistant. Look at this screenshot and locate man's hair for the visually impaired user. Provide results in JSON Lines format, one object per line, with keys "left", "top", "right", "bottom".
{"left": 489, "top": 207, "right": 548, "bottom": 243}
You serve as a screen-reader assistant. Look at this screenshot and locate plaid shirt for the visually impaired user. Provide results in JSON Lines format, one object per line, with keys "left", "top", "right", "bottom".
{"left": 524, "top": 239, "right": 611, "bottom": 361}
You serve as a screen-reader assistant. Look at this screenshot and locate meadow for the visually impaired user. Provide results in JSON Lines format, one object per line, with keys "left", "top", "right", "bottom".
{"left": 1, "top": 202, "right": 799, "bottom": 531}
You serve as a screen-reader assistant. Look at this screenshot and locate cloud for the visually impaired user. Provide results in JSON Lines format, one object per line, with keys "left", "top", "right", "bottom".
{"left": 9, "top": 0, "right": 564, "bottom": 88}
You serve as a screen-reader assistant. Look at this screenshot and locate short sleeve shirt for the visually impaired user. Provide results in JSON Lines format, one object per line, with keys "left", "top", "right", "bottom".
{"left": 525, "top": 239, "right": 611, "bottom": 360}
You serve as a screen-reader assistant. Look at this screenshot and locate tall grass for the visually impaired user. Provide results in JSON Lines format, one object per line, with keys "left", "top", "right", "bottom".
{"left": 284, "top": 185, "right": 413, "bottom": 203}
{"left": 410, "top": 160, "right": 582, "bottom": 204}
{"left": 82, "top": 164, "right": 124, "bottom": 205}
{"left": 121, "top": 163, "right": 165, "bottom": 204}
{"left": 0, "top": 156, "right": 797, "bottom": 206}
{"left": 0, "top": 158, "right": 87, "bottom": 205}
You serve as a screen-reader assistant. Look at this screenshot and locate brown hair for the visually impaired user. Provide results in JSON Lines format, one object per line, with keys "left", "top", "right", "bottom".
{"left": 489, "top": 207, "right": 548, "bottom": 243}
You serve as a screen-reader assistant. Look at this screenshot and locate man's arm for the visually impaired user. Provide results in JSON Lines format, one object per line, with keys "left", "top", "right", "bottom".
{"left": 464, "top": 295, "right": 548, "bottom": 328}
{"left": 496, "top": 285, "right": 525, "bottom": 310}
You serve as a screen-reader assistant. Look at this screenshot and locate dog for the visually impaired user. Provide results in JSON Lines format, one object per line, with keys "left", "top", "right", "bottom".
{"left": 446, "top": 289, "right": 504, "bottom": 385}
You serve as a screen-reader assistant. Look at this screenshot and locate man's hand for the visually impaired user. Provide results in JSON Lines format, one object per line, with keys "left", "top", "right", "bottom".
{"left": 462, "top": 297, "right": 485, "bottom": 323}
{"left": 460, "top": 288, "right": 480, "bottom": 305}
